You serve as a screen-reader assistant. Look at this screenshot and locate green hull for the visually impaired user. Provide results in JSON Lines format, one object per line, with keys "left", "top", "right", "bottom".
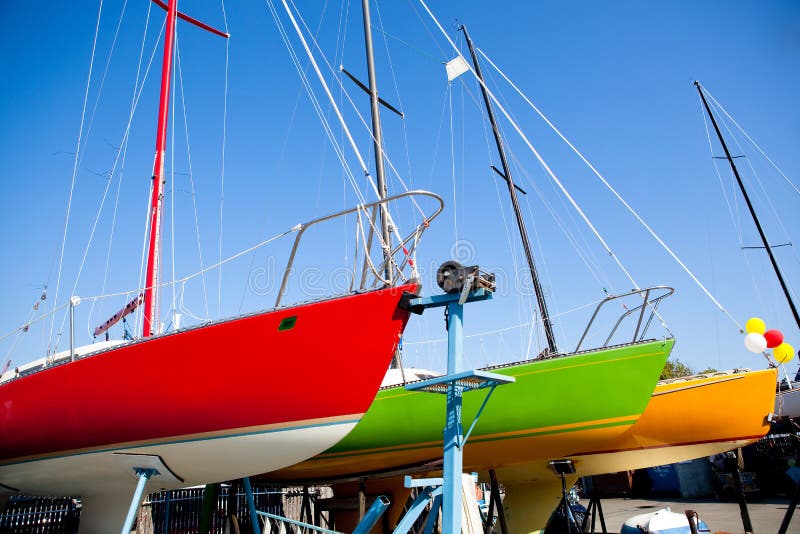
{"left": 269, "top": 338, "right": 673, "bottom": 481}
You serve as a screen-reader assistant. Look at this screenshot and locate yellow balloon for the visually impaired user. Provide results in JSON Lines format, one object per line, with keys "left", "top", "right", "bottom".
{"left": 745, "top": 317, "right": 766, "bottom": 335}
{"left": 774, "top": 342, "right": 795, "bottom": 364}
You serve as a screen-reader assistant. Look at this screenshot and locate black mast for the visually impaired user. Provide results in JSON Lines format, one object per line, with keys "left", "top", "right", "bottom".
{"left": 461, "top": 25, "right": 558, "bottom": 354}
{"left": 360, "top": 0, "right": 392, "bottom": 285}
{"left": 695, "top": 81, "right": 800, "bottom": 330}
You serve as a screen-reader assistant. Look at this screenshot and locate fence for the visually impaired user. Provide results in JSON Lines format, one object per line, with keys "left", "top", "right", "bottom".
{"left": 0, "top": 497, "right": 79, "bottom": 534}
{"left": 0, "top": 484, "right": 323, "bottom": 534}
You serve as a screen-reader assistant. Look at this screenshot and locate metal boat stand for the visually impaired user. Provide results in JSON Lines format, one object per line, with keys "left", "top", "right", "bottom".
{"left": 778, "top": 475, "right": 800, "bottom": 534}
{"left": 113, "top": 453, "right": 183, "bottom": 534}
{"left": 397, "top": 283, "right": 514, "bottom": 533}
{"left": 253, "top": 493, "right": 389, "bottom": 534}
{"left": 581, "top": 495, "right": 608, "bottom": 534}
{"left": 120, "top": 468, "right": 158, "bottom": 534}
{"left": 483, "top": 469, "right": 508, "bottom": 534}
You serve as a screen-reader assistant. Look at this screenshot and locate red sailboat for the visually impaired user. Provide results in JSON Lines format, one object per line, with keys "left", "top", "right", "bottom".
{"left": 0, "top": 1, "right": 441, "bottom": 531}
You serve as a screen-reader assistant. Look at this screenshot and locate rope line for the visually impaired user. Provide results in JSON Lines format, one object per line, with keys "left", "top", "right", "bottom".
{"left": 703, "top": 87, "right": 800, "bottom": 197}
{"left": 417, "top": 0, "right": 640, "bottom": 290}
{"left": 218, "top": 0, "right": 230, "bottom": 317}
{"left": 272, "top": 0, "right": 416, "bottom": 278}
{"left": 0, "top": 228, "right": 297, "bottom": 347}
{"left": 286, "top": 0, "right": 426, "bottom": 221}
{"left": 176, "top": 37, "right": 211, "bottom": 320}
{"left": 472, "top": 45, "right": 736, "bottom": 332}
{"left": 91, "top": 0, "right": 153, "bottom": 337}
{"left": 49, "top": 0, "right": 105, "bottom": 354}
{"left": 404, "top": 298, "right": 604, "bottom": 346}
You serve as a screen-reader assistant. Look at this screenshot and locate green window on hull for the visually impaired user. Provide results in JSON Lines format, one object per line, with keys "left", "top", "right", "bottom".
{"left": 278, "top": 316, "right": 297, "bottom": 331}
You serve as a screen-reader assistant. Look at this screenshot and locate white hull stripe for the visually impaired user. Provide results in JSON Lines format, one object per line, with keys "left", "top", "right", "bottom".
{"left": 2, "top": 413, "right": 363, "bottom": 467}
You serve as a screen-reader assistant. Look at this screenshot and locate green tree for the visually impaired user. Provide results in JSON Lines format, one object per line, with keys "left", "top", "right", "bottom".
{"left": 660, "top": 358, "right": 694, "bottom": 380}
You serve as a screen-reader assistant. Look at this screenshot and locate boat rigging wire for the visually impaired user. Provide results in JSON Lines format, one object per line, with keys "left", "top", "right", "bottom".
{"left": 218, "top": 0, "right": 230, "bottom": 318}
{"left": 0, "top": 227, "right": 297, "bottom": 348}
{"left": 170, "top": 18, "right": 178, "bottom": 330}
{"left": 2, "top": 291, "right": 48, "bottom": 364}
{"left": 272, "top": 0, "right": 417, "bottom": 279}
{"left": 404, "top": 297, "right": 605, "bottom": 347}
{"left": 713, "top": 99, "right": 799, "bottom": 271}
{"left": 509, "top": 147, "right": 615, "bottom": 298}
{"left": 286, "top": 0, "right": 426, "bottom": 222}
{"left": 276, "top": 0, "right": 380, "bottom": 203}
{"left": 702, "top": 87, "right": 800, "bottom": 198}
{"left": 701, "top": 98, "right": 774, "bottom": 322}
{"left": 0, "top": 302, "right": 70, "bottom": 347}
{"left": 52, "top": 13, "right": 167, "bottom": 352}
{"left": 448, "top": 82, "right": 458, "bottom": 245}
{"left": 417, "top": 0, "right": 641, "bottom": 290}
{"left": 175, "top": 36, "right": 211, "bottom": 320}
{"left": 419, "top": 1, "right": 677, "bottom": 346}
{"left": 91, "top": 0, "right": 155, "bottom": 339}
{"left": 700, "top": 99, "right": 743, "bottom": 245}
{"left": 469, "top": 45, "right": 735, "bottom": 333}
{"left": 49, "top": 0, "right": 105, "bottom": 355}
{"left": 374, "top": 0, "right": 421, "bottom": 229}
{"left": 268, "top": 0, "right": 402, "bottom": 285}
{"left": 475, "top": 70, "right": 535, "bottom": 352}
{"left": 135, "top": 18, "right": 169, "bottom": 338}
{"left": 56, "top": 7, "right": 166, "bottom": 352}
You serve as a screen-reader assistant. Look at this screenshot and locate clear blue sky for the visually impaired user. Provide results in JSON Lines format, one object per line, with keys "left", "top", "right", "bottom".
{"left": 1, "top": 1, "right": 798, "bottom": 377}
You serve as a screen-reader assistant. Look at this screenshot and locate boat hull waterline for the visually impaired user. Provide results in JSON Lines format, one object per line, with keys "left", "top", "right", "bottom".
{"left": 265, "top": 338, "right": 674, "bottom": 482}
{"left": 499, "top": 367, "right": 777, "bottom": 533}
{"left": 0, "top": 283, "right": 417, "bottom": 497}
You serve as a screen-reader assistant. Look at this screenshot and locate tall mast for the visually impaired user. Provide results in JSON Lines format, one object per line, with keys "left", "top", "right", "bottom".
{"left": 143, "top": 0, "right": 179, "bottom": 337}
{"left": 461, "top": 25, "right": 558, "bottom": 354}
{"left": 360, "top": 0, "right": 392, "bottom": 284}
{"left": 695, "top": 81, "right": 800, "bottom": 330}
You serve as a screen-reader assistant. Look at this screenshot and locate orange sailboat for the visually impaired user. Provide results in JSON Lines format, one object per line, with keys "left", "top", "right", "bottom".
{"left": 498, "top": 367, "right": 778, "bottom": 532}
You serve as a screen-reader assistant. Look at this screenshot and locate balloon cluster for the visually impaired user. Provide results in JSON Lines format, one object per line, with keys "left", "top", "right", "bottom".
{"left": 744, "top": 317, "right": 795, "bottom": 364}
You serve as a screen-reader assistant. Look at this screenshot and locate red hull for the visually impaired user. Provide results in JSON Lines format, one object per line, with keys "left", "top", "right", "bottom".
{"left": 0, "top": 284, "right": 417, "bottom": 465}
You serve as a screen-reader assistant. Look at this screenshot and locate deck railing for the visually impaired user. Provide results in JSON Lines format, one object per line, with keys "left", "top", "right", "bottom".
{"left": 575, "top": 285, "right": 674, "bottom": 352}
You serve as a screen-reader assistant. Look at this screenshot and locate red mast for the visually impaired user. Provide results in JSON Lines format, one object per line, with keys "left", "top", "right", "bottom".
{"left": 142, "top": 0, "right": 179, "bottom": 337}
{"left": 92, "top": 1, "right": 226, "bottom": 340}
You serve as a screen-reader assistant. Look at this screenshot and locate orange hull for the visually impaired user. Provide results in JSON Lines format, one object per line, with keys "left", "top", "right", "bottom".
{"left": 499, "top": 368, "right": 777, "bottom": 532}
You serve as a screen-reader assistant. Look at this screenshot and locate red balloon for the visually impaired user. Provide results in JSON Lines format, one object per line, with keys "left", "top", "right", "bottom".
{"left": 764, "top": 329, "right": 784, "bottom": 349}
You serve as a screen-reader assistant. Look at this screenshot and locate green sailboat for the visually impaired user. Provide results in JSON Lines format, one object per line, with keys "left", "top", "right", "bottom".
{"left": 269, "top": 336, "right": 673, "bottom": 483}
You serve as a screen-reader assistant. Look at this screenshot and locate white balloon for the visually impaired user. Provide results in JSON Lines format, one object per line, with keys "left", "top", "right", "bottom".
{"left": 744, "top": 332, "right": 767, "bottom": 353}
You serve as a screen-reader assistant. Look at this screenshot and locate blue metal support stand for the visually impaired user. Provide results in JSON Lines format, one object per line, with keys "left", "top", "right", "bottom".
{"left": 422, "top": 493, "right": 443, "bottom": 534}
{"left": 121, "top": 467, "right": 157, "bottom": 534}
{"left": 401, "top": 288, "right": 514, "bottom": 533}
{"left": 243, "top": 477, "right": 262, "bottom": 534}
{"left": 352, "top": 495, "right": 391, "bottom": 534}
{"left": 444, "top": 300, "right": 463, "bottom": 534}
{"left": 393, "top": 483, "right": 443, "bottom": 533}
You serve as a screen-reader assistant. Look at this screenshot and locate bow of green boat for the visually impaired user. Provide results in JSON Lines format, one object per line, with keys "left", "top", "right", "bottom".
{"left": 268, "top": 337, "right": 674, "bottom": 482}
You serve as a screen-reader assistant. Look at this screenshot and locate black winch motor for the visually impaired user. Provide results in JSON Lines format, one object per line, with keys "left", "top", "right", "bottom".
{"left": 436, "top": 260, "right": 496, "bottom": 294}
